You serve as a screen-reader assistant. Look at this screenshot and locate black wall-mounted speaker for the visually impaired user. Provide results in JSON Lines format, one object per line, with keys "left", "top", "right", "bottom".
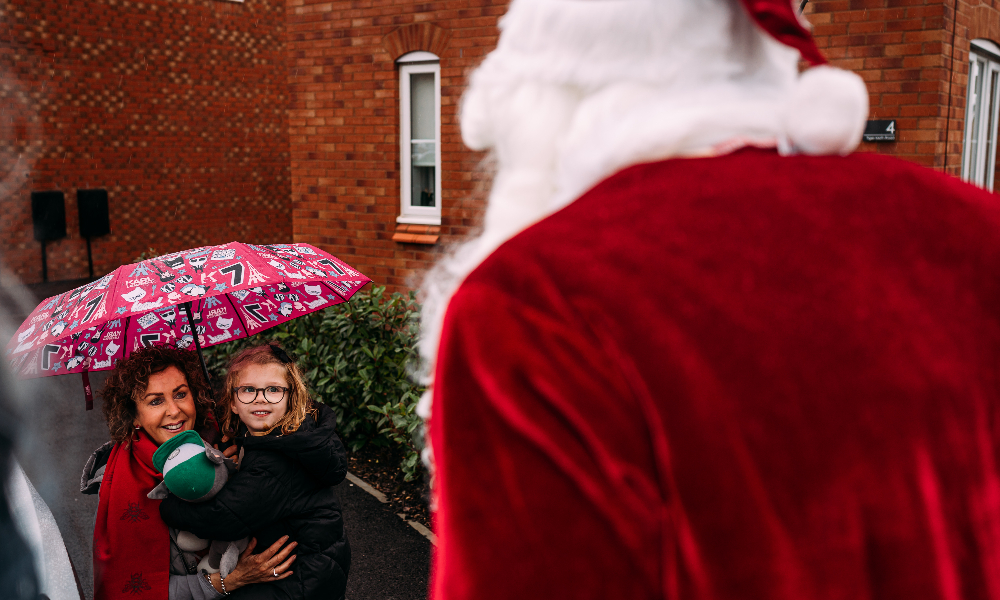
{"left": 77, "top": 189, "right": 110, "bottom": 238}
{"left": 31, "top": 191, "right": 67, "bottom": 242}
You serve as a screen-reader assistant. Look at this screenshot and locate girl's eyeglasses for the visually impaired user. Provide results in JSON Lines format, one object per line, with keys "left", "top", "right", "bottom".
{"left": 233, "top": 385, "right": 288, "bottom": 404}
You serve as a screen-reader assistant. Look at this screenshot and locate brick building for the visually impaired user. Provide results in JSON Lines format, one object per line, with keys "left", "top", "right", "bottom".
{"left": 807, "top": 0, "right": 1000, "bottom": 190}
{"left": 284, "top": 1, "right": 506, "bottom": 290}
{"left": 287, "top": 0, "right": 1000, "bottom": 291}
{"left": 0, "top": 0, "right": 294, "bottom": 285}
{"left": 1, "top": 0, "right": 999, "bottom": 291}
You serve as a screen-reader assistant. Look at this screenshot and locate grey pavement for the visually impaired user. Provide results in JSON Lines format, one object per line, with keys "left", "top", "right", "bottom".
{"left": 7, "top": 278, "right": 431, "bottom": 600}
{"left": 339, "top": 482, "right": 431, "bottom": 600}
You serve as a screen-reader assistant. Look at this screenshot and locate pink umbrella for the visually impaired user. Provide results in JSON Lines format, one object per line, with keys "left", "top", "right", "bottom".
{"left": 5, "top": 242, "right": 371, "bottom": 409}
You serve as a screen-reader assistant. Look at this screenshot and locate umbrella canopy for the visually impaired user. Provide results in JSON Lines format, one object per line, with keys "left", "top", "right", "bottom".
{"left": 5, "top": 242, "right": 370, "bottom": 381}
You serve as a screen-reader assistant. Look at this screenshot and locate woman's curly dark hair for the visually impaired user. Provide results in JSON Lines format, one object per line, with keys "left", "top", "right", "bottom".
{"left": 100, "top": 345, "right": 215, "bottom": 445}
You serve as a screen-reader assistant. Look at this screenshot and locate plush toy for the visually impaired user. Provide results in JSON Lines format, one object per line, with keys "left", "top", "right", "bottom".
{"left": 148, "top": 430, "right": 248, "bottom": 576}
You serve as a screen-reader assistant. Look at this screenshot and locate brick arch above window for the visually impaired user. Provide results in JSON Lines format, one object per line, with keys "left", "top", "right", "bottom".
{"left": 382, "top": 23, "right": 452, "bottom": 62}
{"left": 970, "top": 6, "right": 1000, "bottom": 47}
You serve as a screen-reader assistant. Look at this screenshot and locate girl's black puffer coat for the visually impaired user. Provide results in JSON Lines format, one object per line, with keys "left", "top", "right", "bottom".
{"left": 160, "top": 403, "right": 350, "bottom": 600}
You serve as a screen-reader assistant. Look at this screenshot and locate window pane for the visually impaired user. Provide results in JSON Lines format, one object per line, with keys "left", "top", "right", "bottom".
{"left": 411, "top": 165, "right": 435, "bottom": 207}
{"left": 985, "top": 69, "right": 999, "bottom": 188}
{"left": 969, "top": 58, "right": 985, "bottom": 182}
{"left": 411, "top": 141, "right": 435, "bottom": 167}
{"left": 411, "top": 140, "right": 436, "bottom": 207}
{"left": 410, "top": 73, "right": 435, "bottom": 141}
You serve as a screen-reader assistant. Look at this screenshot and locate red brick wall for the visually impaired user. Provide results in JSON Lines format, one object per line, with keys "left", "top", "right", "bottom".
{"left": 291, "top": 0, "right": 997, "bottom": 295}
{"left": 4, "top": 0, "right": 997, "bottom": 291}
{"left": 0, "top": 0, "right": 293, "bottom": 285}
{"left": 806, "top": 0, "right": 1000, "bottom": 186}
{"left": 805, "top": 0, "right": 952, "bottom": 169}
{"left": 286, "top": 0, "right": 508, "bottom": 292}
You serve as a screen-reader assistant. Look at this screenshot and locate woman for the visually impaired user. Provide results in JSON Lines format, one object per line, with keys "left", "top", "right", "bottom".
{"left": 159, "top": 343, "right": 351, "bottom": 600}
{"left": 81, "top": 345, "right": 296, "bottom": 600}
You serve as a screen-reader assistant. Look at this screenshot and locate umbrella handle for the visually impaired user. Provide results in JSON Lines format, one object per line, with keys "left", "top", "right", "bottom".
{"left": 82, "top": 369, "right": 93, "bottom": 411}
{"left": 182, "top": 301, "right": 213, "bottom": 386}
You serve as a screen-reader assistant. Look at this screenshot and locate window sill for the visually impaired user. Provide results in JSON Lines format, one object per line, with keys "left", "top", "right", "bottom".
{"left": 392, "top": 224, "right": 440, "bottom": 245}
{"left": 396, "top": 214, "right": 441, "bottom": 226}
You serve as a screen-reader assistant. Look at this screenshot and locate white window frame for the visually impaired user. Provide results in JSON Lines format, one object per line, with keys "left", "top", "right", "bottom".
{"left": 961, "top": 40, "right": 1000, "bottom": 189}
{"left": 397, "top": 52, "right": 442, "bottom": 226}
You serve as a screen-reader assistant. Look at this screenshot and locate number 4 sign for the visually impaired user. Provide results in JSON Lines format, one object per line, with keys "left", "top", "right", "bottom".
{"left": 862, "top": 120, "right": 896, "bottom": 143}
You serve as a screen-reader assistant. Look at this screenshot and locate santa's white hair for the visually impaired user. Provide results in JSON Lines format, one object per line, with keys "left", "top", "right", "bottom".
{"left": 417, "top": 0, "right": 867, "bottom": 418}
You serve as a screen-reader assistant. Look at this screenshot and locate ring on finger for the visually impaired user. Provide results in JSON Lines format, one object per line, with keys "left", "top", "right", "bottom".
{"left": 273, "top": 568, "right": 278, "bottom": 577}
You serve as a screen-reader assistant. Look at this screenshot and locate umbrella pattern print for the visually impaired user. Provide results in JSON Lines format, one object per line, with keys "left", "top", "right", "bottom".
{"left": 6, "top": 242, "right": 370, "bottom": 378}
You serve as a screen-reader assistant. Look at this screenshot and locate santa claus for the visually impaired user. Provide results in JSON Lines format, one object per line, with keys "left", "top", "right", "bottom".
{"left": 421, "top": 0, "right": 1000, "bottom": 598}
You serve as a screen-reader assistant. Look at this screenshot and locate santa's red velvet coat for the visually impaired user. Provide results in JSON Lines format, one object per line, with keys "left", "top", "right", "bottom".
{"left": 430, "top": 149, "right": 1000, "bottom": 599}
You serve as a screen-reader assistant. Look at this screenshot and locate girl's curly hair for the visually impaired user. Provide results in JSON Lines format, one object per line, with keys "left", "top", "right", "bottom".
{"left": 100, "top": 345, "right": 215, "bottom": 445}
{"left": 221, "top": 343, "right": 317, "bottom": 437}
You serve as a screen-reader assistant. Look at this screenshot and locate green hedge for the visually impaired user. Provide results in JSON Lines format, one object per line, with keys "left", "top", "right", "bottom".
{"left": 203, "top": 286, "right": 426, "bottom": 481}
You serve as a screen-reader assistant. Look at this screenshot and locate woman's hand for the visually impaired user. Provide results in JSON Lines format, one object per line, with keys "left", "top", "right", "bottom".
{"left": 210, "top": 536, "right": 297, "bottom": 593}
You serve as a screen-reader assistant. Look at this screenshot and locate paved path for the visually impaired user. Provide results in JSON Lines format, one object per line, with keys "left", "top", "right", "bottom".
{"left": 10, "top": 279, "right": 431, "bottom": 600}
{"left": 339, "top": 481, "right": 432, "bottom": 600}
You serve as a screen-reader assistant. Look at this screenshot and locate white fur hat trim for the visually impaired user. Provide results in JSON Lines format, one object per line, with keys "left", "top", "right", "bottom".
{"left": 784, "top": 66, "right": 869, "bottom": 156}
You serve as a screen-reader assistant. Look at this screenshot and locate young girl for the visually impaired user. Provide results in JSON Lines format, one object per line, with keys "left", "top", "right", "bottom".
{"left": 159, "top": 343, "right": 351, "bottom": 600}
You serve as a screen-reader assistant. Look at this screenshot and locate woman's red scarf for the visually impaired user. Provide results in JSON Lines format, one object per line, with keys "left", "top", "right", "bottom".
{"left": 93, "top": 430, "right": 169, "bottom": 600}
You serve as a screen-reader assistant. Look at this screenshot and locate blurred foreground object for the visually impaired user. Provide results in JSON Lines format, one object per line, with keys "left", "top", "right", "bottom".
{"left": 8, "top": 461, "right": 82, "bottom": 600}
{"left": 424, "top": 0, "right": 1000, "bottom": 598}
{"left": 0, "top": 407, "right": 41, "bottom": 600}
{"left": 1, "top": 268, "right": 74, "bottom": 600}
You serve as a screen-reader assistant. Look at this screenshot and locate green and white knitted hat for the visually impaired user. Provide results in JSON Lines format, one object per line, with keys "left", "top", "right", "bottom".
{"left": 150, "top": 430, "right": 228, "bottom": 502}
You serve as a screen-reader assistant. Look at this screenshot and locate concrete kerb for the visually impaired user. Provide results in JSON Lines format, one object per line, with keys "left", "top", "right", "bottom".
{"left": 345, "top": 472, "right": 386, "bottom": 503}
{"left": 345, "top": 471, "right": 436, "bottom": 546}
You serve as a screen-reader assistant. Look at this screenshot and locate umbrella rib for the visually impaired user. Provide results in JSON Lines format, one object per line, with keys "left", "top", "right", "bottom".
{"left": 104, "top": 263, "right": 126, "bottom": 324}
{"left": 91, "top": 319, "right": 110, "bottom": 342}
{"left": 122, "top": 316, "right": 131, "bottom": 359}
{"left": 228, "top": 294, "right": 250, "bottom": 340}
{"left": 321, "top": 281, "right": 347, "bottom": 303}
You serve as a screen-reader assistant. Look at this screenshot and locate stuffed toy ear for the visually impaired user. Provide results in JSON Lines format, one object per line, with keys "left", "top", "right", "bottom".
{"left": 203, "top": 442, "right": 238, "bottom": 476}
{"left": 147, "top": 481, "right": 170, "bottom": 500}
{"left": 219, "top": 539, "right": 249, "bottom": 578}
{"left": 200, "top": 442, "right": 232, "bottom": 500}
{"left": 203, "top": 444, "right": 226, "bottom": 464}
{"left": 200, "top": 539, "right": 249, "bottom": 577}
